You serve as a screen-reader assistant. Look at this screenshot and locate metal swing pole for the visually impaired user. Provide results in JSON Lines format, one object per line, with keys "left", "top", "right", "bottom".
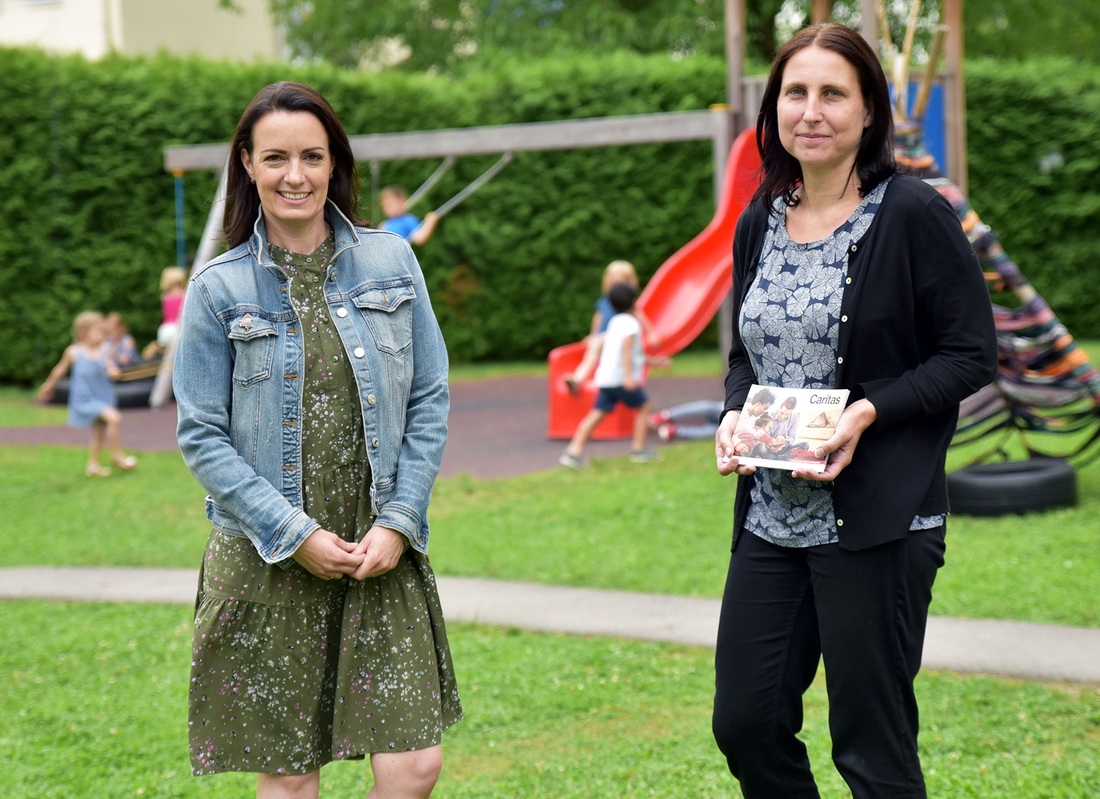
{"left": 406, "top": 155, "right": 456, "bottom": 210}
{"left": 150, "top": 158, "right": 229, "bottom": 409}
{"left": 432, "top": 152, "right": 514, "bottom": 219}
{"left": 172, "top": 168, "right": 187, "bottom": 268}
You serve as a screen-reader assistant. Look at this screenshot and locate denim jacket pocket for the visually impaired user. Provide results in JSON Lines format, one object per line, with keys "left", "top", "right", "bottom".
{"left": 352, "top": 283, "right": 414, "bottom": 356}
{"left": 227, "top": 312, "right": 278, "bottom": 387}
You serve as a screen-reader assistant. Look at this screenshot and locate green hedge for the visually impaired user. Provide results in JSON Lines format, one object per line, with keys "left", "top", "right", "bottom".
{"left": 964, "top": 59, "right": 1100, "bottom": 338}
{"left": 0, "top": 48, "right": 1097, "bottom": 384}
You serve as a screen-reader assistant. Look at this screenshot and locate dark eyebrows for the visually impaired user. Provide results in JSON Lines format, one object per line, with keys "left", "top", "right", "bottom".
{"left": 256, "top": 145, "right": 329, "bottom": 157}
{"left": 780, "top": 79, "right": 848, "bottom": 95}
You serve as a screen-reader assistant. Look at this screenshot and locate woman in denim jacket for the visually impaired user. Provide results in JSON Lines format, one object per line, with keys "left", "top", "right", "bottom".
{"left": 174, "top": 82, "right": 461, "bottom": 798}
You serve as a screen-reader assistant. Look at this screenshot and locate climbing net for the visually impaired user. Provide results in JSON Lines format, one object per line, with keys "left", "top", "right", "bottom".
{"left": 886, "top": 4, "right": 1100, "bottom": 466}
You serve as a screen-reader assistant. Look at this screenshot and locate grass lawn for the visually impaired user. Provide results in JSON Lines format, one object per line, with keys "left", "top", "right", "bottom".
{"left": 1, "top": 602, "right": 1096, "bottom": 799}
{"left": 2, "top": 343, "right": 1098, "bottom": 797}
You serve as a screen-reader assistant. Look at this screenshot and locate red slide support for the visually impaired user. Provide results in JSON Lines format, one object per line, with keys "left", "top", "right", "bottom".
{"left": 546, "top": 128, "right": 762, "bottom": 439}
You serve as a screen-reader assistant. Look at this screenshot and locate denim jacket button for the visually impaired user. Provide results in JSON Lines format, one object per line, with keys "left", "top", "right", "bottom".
{"left": 371, "top": 437, "right": 380, "bottom": 447}
{"left": 353, "top": 347, "right": 366, "bottom": 358}
{"left": 367, "top": 394, "right": 377, "bottom": 405}
{"left": 336, "top": 308, "right": 348, "bottom": 318}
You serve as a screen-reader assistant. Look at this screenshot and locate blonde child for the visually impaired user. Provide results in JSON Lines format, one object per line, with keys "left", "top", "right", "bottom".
{"left": 38, "top": 311, "right": 138, "bottom": 477}
{"left": 157, "top": 266, "right": 187, "bottom": 349}
{"left": 563, "top": 260, "right": 660, "bottom": 395}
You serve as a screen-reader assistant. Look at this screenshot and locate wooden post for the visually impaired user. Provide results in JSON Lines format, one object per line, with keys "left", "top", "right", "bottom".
{"left": 719, "top": 0, "right": 749, "bottom": 367}
{"left": 942, "top": 0, "right": 968, "bottom": 194}
{"left": 861, "top": 0, "right": 879, "bottom": 49}
{"left": 812, "top": 0, "right": 834, "bottom": 23}
{"left": 724, "top": 0, "right": 746, "bottom": 131}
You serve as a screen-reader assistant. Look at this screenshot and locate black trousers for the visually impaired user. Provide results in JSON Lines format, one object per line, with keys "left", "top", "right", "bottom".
{"left": 712, "top": 526, "right": 946, "bottom": 799}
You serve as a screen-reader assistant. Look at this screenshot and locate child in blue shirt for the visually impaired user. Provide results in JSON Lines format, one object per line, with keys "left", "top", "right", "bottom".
{"left": 379, "top": 185, "right": 439, "bottom": 246}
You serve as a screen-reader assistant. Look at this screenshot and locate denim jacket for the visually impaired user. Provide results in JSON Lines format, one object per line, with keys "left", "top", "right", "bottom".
{"left": 174, "top": 202, "right": 449, "bottom": 564}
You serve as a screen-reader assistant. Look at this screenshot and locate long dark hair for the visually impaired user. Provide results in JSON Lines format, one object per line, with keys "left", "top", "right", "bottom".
{"left": 222, "top": 81, "right": 364, "bottom": 248}
{"left": 753, "top": 23, "right": 896, "bottom": 211}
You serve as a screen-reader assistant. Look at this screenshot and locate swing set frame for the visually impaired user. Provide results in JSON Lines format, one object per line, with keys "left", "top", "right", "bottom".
{"left": 155, "top": 106, "right": 743, "bottom": 407}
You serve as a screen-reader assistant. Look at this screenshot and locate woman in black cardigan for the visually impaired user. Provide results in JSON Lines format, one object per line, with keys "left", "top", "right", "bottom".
{"left": 711, "top": 23, "right": 996, "bottom": 799}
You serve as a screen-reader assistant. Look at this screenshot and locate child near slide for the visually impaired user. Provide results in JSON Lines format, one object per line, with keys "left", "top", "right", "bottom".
{"left": 560, "top": 283, "right": 668, "bottom": 468}
{"left": 37, "top": 310, "right": 138, "bottom": 477}
{"left": 563, "top": 260, "right": 659, "bottom": 395}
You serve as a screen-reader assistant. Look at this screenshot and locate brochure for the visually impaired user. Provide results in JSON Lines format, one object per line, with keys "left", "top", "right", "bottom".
{"left": 728, "top": 384, "right": 851, "bottom": 473}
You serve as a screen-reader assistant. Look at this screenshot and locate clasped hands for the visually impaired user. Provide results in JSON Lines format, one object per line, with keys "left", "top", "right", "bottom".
{"left": 715, "top": 398, "right": 877, "bottom": 482}
{"left": 292, "top": 524, "right": 406, "bottom": 582}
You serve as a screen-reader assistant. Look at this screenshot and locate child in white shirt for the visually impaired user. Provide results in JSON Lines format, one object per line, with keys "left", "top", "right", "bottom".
{"left": 560, "top": 282, "right": 662, "bottom": 468}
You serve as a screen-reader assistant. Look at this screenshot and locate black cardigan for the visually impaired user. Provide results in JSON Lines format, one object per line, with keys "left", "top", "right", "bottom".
{"left": 724, "top": 174, "right": 998, "bottom": 551}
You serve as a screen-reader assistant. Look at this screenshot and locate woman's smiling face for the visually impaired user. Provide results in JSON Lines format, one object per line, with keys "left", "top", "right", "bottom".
{"left": 241, "top": 110, "right": 331, "bottom": 245}
{"left": 776, "top": 44, "right": 870, "bottom": 178}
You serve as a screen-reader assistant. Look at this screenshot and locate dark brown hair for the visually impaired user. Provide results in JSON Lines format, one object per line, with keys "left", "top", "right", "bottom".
{"left": 222, "top": 81, "right": 364, "bottom": 248}
{"left": 753, "top": 23, "right": 896, "bottom": 211}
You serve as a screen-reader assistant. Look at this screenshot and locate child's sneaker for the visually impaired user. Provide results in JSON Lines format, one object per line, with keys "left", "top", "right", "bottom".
{"left": 657, "top": 422, "right": 677, "bottom": 442}
{"left": 648, "top": 409, "right": 671, "bottom": 429}
{"left": 631, "top": 449, "right": 660, "bottom": 463}
{"left": 559, "top": 452, "right": 585, "bottom": 470}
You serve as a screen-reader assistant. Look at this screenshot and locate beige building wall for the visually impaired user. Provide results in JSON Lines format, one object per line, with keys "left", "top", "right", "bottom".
{"left": 118, "top": 0, "right": 283, "bottom": 62}
{"left": 0, "top": 0, "right": 284, "bottom": 62}
{"left": 0, "top": 0, "right": 111, "bottom": 58}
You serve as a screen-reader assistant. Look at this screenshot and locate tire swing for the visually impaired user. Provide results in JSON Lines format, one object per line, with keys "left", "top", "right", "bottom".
{"left": 947, "top": 457, "right": 1078, "bottom": 516}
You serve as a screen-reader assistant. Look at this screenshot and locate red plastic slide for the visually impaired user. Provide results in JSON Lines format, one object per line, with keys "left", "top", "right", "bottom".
{"left": 547, "top": 128, "right": 762, "bottom": 439}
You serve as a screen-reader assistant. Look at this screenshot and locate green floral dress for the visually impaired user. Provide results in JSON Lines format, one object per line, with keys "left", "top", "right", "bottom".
{"left": 188, "top": 233, "right": 462, "bottom": 776}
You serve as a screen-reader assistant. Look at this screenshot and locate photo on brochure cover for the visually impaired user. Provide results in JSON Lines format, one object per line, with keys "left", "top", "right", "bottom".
{"left": 731, "top": 384, "right": 851, "bottom": 472}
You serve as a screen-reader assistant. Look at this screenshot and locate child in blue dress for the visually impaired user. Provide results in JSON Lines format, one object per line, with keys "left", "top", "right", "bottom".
{"left": 38, "top": 310, "right": 138, "bottom": 476}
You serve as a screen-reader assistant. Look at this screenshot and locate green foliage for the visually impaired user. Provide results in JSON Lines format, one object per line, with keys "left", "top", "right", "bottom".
{"left": 0, "top": 45, "right": 725, "bottom": 380}
{"left": 267, "top": 0, "right": 1100, "bottom": 77}
{"left": 0, "top": 48, "right": 247, "bottom": 382}
{"left": 1, "top": 45, "right": 1099, "bottom": 382}
{"left": 268, "top": 1, "right": 1100, "bottom": 76}
{"left": 266, "top": 0, "right": 736, "bottom": 72}
{"left": 965, "top": 58, "right": 1100, "bottom": 339}
{"left": 964, "top": 0, "right": 1100, "bottom": 63}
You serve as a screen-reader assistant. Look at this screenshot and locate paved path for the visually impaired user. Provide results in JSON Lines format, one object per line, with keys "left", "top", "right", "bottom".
{"left": 3, "top": 374, "right": 1099, "bottom": 684}
{"left": 2, "top": 566, "right": 1098, "bottom": 684}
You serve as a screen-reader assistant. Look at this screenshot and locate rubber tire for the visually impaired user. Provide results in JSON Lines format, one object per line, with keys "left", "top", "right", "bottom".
{"left": 947, "top": 458, "right": 1077, "bottom": 516}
